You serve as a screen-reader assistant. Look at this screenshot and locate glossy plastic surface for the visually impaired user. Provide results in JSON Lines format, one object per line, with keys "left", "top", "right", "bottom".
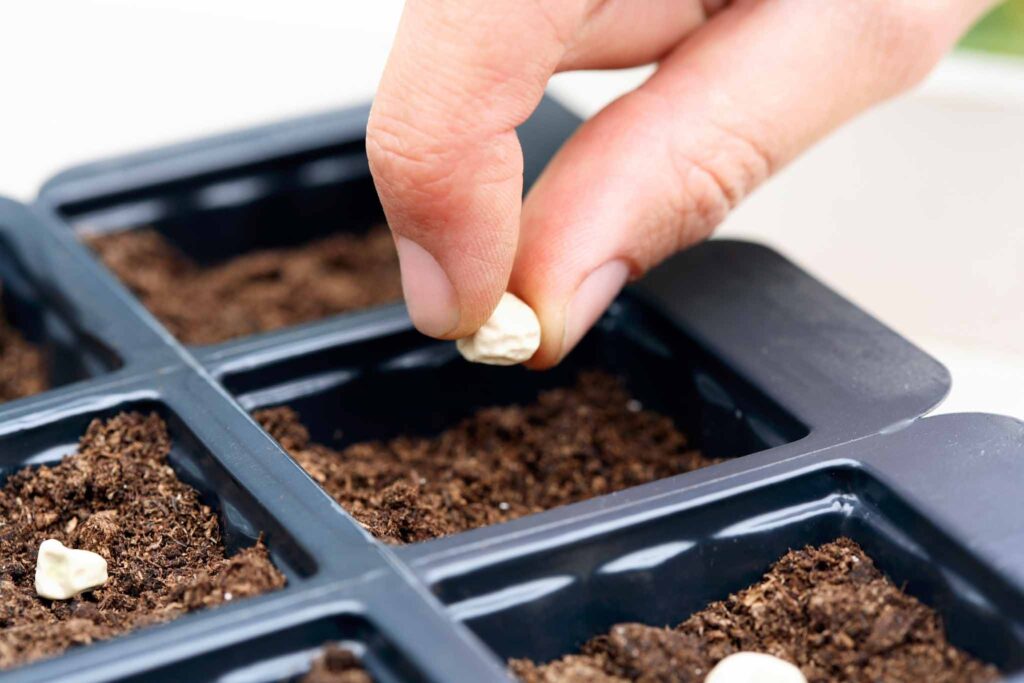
{"left": 0, "top": 212, "right": 121, "bottom": 393}
{"left": 429, "top": 457, "right": 1024, "bottom": 671}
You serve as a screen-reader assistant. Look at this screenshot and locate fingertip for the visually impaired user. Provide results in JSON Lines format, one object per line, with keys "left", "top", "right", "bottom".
{"left": 394, "top": 235, "right": 461, "bottom": 338}
{"left": 559, "top": 259, "right": 630, "bottom": 360}
{"left": 517, "top": 286, "right": 564, "bottom": 370}
{"left": 520, "top": 259, "right": 630, "bottom": 369}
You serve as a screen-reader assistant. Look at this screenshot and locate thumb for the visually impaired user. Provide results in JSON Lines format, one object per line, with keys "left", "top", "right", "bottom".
{"left": 514, "top": 0, "right": 990, "bottom": 368}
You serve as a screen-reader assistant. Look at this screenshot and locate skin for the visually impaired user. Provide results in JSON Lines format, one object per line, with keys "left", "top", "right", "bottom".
{"left": 367, "top": 0, "right": 996, "bottom": 368}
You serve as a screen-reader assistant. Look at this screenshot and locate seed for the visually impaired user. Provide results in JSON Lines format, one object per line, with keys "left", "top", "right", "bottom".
{"left": 456, "top": 293, "right": 540, "bottom": 366}
{"left": 704, "top": 652, "right": 807, "bottom": 683}
{"left": 35, "top": 539, "right": 109, "bottom": 601}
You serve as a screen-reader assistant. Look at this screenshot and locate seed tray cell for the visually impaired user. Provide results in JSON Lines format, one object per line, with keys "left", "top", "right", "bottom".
{"left": 220, "top": 292, "right": 807, "bottom": 463}
{"left": 37, "top": 97, "right": 581, "bottom": 353}
{"left": 0, "top": 98, "right": 1009, "bottom": 682}
{"left": 120, "top": 610, "right": 421, "bottom": 683}
{"left": 0, "top": 198, "right": 184, "bottom": 380}
{"left": 114, "top": 571, "right": 508, "bottom": 683}
{"left": 422, "top": 452, "right": 1023, "bottom": 672}
{"left": 0, "top": 392, "right": 308, "bottom": 576}
{"left": 0, "top": 203, "right": 123, "bottom": 400}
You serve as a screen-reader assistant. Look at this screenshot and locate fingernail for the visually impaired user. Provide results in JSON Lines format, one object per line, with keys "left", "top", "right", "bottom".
{"left": 561, "top": 260, "right": 630, "bottom": 360}
{"left": 393, "top": 235, "right": 460, "bottom": 337}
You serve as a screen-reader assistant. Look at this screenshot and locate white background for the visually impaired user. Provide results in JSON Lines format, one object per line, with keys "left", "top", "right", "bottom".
{"left": 2, "top": 1, "right": 1023, "bottom": 417}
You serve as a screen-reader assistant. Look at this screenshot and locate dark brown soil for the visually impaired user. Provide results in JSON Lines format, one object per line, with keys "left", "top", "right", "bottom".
{"left": 0, "top": 287, "right": 48, "bottom": 403}
{"left": 510, "top": 538, "right": 999, "bottom": 683}
{"left": 86, "top": 226, "right": 402, "bottom": 345}
{"left": 0, "top": 412, "right": 285, "bottom": 669}
{"left": 256, "top": 371, "right": 717, "bottom": 544}
{"left": 301, "top": 646, "right": 373, "bottom": 683}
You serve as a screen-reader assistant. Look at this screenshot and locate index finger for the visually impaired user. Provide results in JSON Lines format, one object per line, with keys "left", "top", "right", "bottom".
{"left": 366, "top": 0, "right": 574, "bottom": 338}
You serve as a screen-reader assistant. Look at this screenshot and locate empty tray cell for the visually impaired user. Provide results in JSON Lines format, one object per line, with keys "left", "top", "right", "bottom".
{"left": 116, "top": 614, "right": 425, "bottom": 683}
{"left": 224, "top": 295, "right": 807, "bottom": 543}
{"left": 0, "top": 400, "right": 313, "bottom": 671}
{"left": 429, "top": 466, "right": 1020, "bottom": 681}
{"left": 61, "top": 141, "right": 400, "bottom": 345}
{"left": 0, "top": 234, "right": 119, "bottom": 403}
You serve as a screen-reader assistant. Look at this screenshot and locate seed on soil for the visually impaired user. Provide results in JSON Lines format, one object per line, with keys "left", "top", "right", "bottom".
{"left": 0, "top": 284, "right": 49, "bottom": 403}
{"left": 509, "top": 538, "right": 999, "bottom": 683}
{"left": 0, "top": 411, "right": 285, "bottom": 670}
{"left": 456, "top": 292, "right": 541, "bottom": 366}
{"left": 86, "top": 225, "right": 402, "bottom": 345}
{"left": 256, "top": 371, "right": 719, "bottom": 544}
{"left": 705, "top": 652, "right": 807, "bottom": 683}
{"left": 34, "top": 539, "right": 109, "bottom": 601}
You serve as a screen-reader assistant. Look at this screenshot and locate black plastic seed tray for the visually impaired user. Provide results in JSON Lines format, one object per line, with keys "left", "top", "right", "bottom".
{"left": 0, "top": 96, "right": 1004, "bottom": 682}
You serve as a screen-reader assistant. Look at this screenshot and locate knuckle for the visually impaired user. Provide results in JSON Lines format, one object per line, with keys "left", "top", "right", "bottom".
{"left": 366, "top": 108, "right": 522, "bottom": 200}
{"left": 666, "top": 122, "right": 771, "bottom": 240}
{"left": 615, "top": 90, "right": 773, "bottom": 273}
{"left": 626, "top": 160, "right": 730, "bottom": 274}
{"left": 849, "top": 0, "right": 953, "bottom": 90}
{"left": 365, "top": 109, "right": 461, "bottom": 225}
{"left": 366, "top": 111, "right": 452, "bottom": 189}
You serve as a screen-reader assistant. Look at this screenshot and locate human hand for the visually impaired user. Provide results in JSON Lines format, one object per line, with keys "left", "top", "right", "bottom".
{"left": 368, "top": 0, "right": 993, "bottom": 368}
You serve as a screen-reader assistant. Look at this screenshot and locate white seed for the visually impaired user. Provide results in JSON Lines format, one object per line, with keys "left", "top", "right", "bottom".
{"left": 456, "top": 292, "right": 541, "bottom": 366}
{"left": 704, "top": 652, "right": 807, "bottom": 683}
{"left": 35, "top": 539, "right": 109, "bottom": 600}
